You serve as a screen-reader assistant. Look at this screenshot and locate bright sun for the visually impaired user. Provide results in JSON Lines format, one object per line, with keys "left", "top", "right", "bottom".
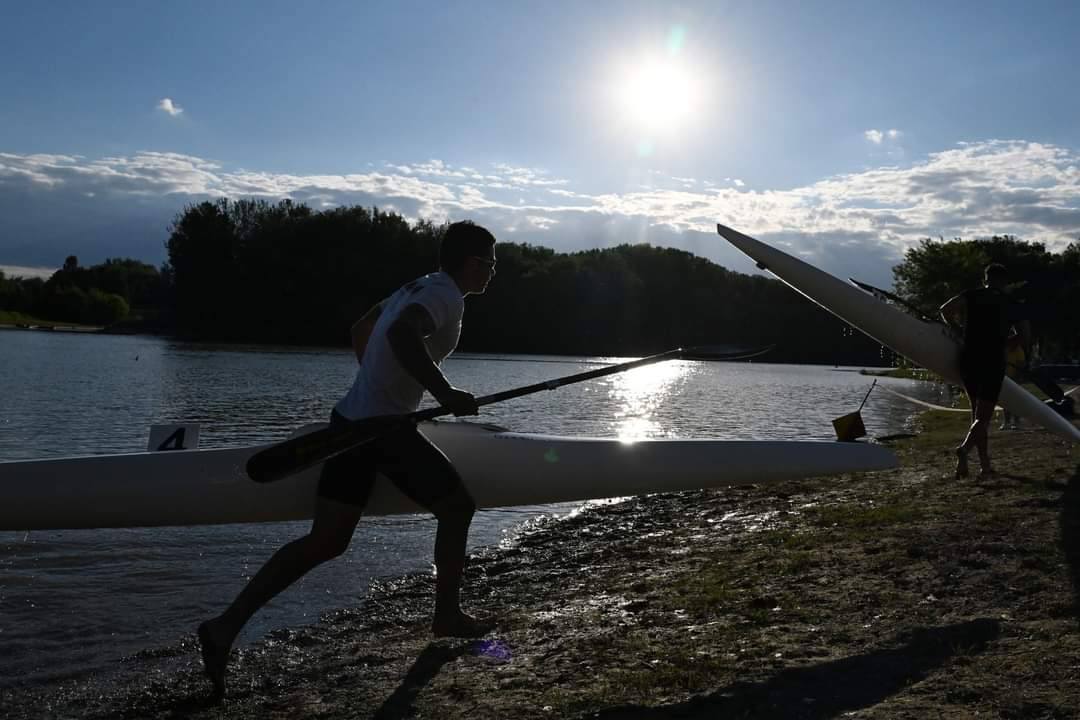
{"left": 614, "top": 56, "right": 701, "bottom": 135}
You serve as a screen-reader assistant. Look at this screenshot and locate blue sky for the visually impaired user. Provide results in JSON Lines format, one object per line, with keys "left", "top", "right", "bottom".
{"left": 2, "top": 0, "right": 1080, "bottom": 288}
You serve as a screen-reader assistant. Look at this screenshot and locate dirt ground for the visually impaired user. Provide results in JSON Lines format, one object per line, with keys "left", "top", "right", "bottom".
{"left": 3, "top": 409, "right": 1079, "bottom": 719}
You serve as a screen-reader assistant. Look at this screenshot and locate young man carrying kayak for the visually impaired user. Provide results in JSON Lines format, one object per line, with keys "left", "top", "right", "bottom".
{"left": 197, "top": 220, "right": 498, "bottom": 697}
{"left": 940, "top": 263, "right": 1029, "bottom": 478}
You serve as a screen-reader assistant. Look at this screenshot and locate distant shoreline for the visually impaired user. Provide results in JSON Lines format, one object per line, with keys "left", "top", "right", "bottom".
{"left": 0, "top": 327, "right": 902, "bottom": 367}
{"left": 0, "top": 322, "right": 103, "bottom": 333}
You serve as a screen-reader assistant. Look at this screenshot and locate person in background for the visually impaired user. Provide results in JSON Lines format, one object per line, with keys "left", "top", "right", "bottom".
{"left": 940, "top": 263, "right": 1028, "bottom": 478}
{"left": 1001, "top": 332, "right": 1026, "bottom": 430}
{"left": 197, "top": 221, "right": 499, "bottom": 698}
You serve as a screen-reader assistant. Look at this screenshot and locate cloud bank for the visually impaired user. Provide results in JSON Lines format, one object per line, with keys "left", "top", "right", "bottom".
{"left": 1, "top": 140, "right": 1078, "bottom": 288}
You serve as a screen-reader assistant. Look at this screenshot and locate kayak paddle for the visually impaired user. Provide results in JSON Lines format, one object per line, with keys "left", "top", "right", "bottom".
{"left": 248, "top": 347, "right": 712, "bottom": 484}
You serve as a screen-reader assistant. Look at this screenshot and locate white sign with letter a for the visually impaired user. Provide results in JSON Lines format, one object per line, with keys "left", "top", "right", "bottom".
{"left": 148, "top": 424, "right": 201, "bottom": 452}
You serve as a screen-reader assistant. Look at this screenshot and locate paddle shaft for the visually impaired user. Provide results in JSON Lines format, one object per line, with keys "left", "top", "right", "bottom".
{"left": 248, "top": 347, "right": 692, "bottom": 483}
{"left": 857, "top": 379, "right": 877, "bottom": 413}
{"left": 410, "top": 347, "right": 688, "bottom": 423}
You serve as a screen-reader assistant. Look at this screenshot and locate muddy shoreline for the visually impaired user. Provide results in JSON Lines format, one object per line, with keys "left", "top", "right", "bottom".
{"left": 2, "top": 411, "right": 1079, "bottom": 719}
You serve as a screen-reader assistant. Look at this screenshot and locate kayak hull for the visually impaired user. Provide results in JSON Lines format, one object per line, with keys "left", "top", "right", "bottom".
{"left": 0, "top": 421, "right": 897, "bottom": 530}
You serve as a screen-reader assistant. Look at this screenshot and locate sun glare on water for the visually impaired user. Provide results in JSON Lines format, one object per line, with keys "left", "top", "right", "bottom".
{"left": 607, "top": 361, "right": 693, "bottom": 442}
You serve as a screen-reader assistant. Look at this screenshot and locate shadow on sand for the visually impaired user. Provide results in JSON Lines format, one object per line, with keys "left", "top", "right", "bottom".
{"left": 372, "top": 641, "right": 469, "bottom": 720}
{"left": 591, "top": 618, "right": 1001, "bottom": 720}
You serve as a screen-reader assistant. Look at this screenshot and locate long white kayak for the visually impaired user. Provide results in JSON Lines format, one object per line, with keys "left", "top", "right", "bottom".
{"left": 0, "top": 421, "right": 897, "bottom": 531}
{"left": 717, "top": 223, "right": 1080, "bottom": 443}
{"left": 881, "top": 384, "right": 1079, "bottom": 413}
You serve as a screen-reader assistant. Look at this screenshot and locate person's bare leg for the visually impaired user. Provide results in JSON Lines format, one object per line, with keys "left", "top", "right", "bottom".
{"left": 973, "top": 398, "right": 997, "bottom": 475}
{"left": 429, "top": 489, "right": 490, "bottom": 637}
{"left": 956, "top": 385, "right": 978, "bottom": 478}
{"left": 198, "top": 497, "right": 362, "bottom": 695}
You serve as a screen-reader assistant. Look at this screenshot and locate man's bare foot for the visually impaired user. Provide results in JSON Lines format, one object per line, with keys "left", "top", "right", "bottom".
{"left": 954, "top": 447, "right": 969, "bottom": 478}
{"left": 197, "top": 620, "right": 231, "bottom": 699}
{"left": 432, "top": 611, "right": 495, "bottom": 638}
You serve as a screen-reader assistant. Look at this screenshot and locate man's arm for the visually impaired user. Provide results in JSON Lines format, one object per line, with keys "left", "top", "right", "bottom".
{"left": 939, "top": 293, "right": 966, "bottom": 331}
{"left": 386, "top": 303, "right": 478, "bottom": 416}
{"left": 350, "top": 303, "right": 383, "bottom": 365}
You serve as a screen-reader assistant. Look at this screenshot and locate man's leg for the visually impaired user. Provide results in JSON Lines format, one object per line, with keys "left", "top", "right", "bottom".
{"left": 198, "top": 497, "right": 363, "bottom": 695}
{"left": 971, "top": 397, "right": 997, "bottom": 474}
{"left": 956, "top": 378, "right": 980, "bottom": 478}
{"left": 429, "top": 485, "right": 484, "bottom": 636}
{"left": 381, "top": 429, "right": 490, "bottom": 638}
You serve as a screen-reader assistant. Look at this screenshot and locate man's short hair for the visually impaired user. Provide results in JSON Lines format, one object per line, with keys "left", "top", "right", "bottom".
{"left": 984, "top": 263, "right": 1008, "bottom": 283}
{"left": 439, "top": 221, "right": 496, "bottom": 273}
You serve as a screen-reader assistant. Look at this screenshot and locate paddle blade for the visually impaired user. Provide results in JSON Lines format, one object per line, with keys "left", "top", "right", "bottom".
{"left": 832, "top": 411, "right": 867, "bottom": 442}
{"left": 247, "top": 416, "right": 402, "bottom": 484}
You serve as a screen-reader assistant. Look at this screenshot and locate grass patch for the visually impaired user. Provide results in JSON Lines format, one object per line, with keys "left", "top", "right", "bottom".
{"left": 0, "top": 310, "right": 103, "bottom": 329}
{"left": 537, "top": 631, "right": 739, "bottom": 713}
{"left": 896, "top": 409, "right": 970, "bottom": 456}
{"left": 663, "top": 566, "right": 738, "bottom": 614}
{"left": 0, "top": 310, "right": 49, "bottom": 325}
{"left": 805, "top": 500, "right": 923, "bottom": 534}
{"left": 757, "top": 529, "right": 821, "bottom": 551}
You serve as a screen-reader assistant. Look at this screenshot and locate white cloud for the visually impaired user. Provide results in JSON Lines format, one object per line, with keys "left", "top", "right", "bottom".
{"left": 866, "top": 128, "right": 903, "bottom": 145}
{"left": 1, "top": 140, "right": 1079, "bottom": 289}
{"left": 0, "top": 264, "right": 56, "bottom": 280}
{"left": 157, "top": 98, "right": 183, "bottom": 116}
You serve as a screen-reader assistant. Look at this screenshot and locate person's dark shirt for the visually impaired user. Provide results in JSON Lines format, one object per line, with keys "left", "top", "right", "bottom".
{"left": 961, "top": 287, "right": 1015, "bottom": 357}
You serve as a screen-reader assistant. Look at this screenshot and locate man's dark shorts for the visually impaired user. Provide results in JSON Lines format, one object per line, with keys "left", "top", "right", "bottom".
{"left": 960, "top": 350, "right": 1007, "bottom": 406}
{"left": 317, "top": 410, "right": 471, "bottom": 511}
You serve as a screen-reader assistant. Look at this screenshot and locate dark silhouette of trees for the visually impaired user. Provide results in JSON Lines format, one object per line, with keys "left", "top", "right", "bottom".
{"left": 159, "top": 200, "right": 885, "bottom": 363}
{"left": 6, "top": 199, "right": 1075, "bottom": 364}
{"left": 0, "top": 271, "right": 45, "bottom": 317}
{"left": 0, "top": 256, "right": 164, "bottom": 327}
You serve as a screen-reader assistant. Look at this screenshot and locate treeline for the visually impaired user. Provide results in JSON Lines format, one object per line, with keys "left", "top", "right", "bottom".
{"left": 0, "top": 256, "right": 167, "bottom": 327}
{"left": 161, "top": 199, "right": 885, "bottom": 364}
{"left": 3, "top": 199, "right": 1077, "bottom": 364}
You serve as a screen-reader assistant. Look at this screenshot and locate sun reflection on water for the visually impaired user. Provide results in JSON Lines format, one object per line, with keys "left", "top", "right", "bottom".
{"left": 605, "top": 360, "right": 693, "bottom": 441}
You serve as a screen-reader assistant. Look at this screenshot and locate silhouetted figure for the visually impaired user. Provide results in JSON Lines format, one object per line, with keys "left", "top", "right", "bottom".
{"left": 940, "top": 263, "right": 1029, "bottom": 477}
{"left": 196, "top": 221, "right": 499, "bottom": 698}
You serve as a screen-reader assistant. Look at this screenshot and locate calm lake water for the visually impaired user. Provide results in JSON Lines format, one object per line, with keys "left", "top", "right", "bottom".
{"left": 0, "top": 330, "right": 946, "bottom": 688}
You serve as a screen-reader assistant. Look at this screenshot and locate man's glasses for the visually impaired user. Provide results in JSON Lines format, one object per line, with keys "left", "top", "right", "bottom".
{"left": 471, "top": 256, "right": 496, "bottom": 270}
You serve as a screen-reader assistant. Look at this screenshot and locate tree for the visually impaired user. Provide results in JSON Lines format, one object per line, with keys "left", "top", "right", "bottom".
{"left": 892, "top": 237, "right": 990, "bottom": 313}
{"left": 893, "top": 235, "right": 1080, "bottom": 360}
{"left": 84, "top": 289, "right": 130, "bottom": 325}
{"left": 165, "top": 200, "right": 241, "bottom": 339}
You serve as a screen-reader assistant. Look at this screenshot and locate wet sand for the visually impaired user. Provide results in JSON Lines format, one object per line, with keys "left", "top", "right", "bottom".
{"left": 2, "top": 410, "right": 1079, "bottom": 719}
